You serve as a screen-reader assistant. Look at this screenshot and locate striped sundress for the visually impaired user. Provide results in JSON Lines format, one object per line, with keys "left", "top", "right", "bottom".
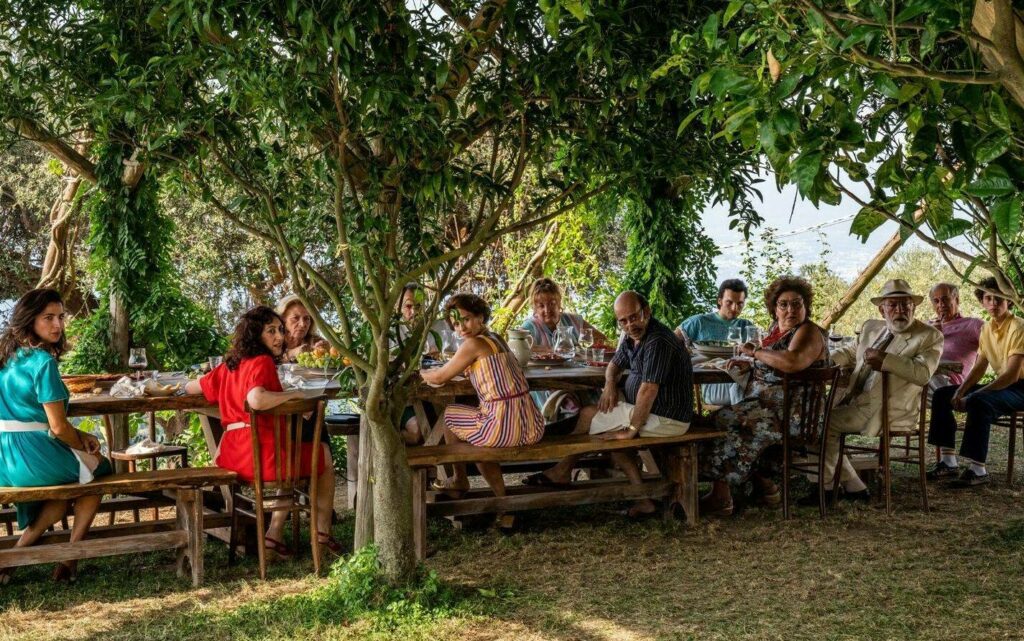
{"left": 445, "top": 334, "right": 545, "bottom": 447}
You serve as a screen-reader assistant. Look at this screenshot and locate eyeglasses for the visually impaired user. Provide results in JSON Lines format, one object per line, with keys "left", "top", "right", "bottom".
{"left": 775, "top": 299, "right": 804, "bottom": 311}
{"left": 881, "top": 300, "right": 914, "bottom": 311}
{"left": 617, "top": 310, "right": 646, "bottom": 327}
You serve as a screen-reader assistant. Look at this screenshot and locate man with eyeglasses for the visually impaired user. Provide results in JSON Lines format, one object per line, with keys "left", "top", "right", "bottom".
{"left": 676, "top": 279, "right": 752, "bottom": 407}
{"left": 804, "top": 279, "right": 943, "bottom": 503}
{"left": 522, "top": 291, "right": 693, "bottom": 518}
{"left": 926, "top": 282, "right": 983, "bottom": 393}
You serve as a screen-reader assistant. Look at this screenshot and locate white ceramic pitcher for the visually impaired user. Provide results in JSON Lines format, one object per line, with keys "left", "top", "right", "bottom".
{"left": 506, "top": 329, "right": 534, "bottom": 367}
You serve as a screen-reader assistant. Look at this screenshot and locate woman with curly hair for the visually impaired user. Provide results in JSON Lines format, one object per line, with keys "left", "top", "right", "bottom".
{"left": 184, "top": 305, "right": 340, "bottom": 557}
{"left": 699, "top": 276, "right": 828, "bottom": 516}
{"left": 0, "top": 288, "right": 112, "bottom": 583}
{"left": 421, "top": 293, "right": 544, "bottom": 514}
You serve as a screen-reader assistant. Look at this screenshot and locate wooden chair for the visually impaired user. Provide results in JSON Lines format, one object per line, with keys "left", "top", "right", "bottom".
{"left": 1001, "top": 411, "right": 1024, "bottom": 486}
{"left": 779, "top": 366, "right": 841, "bottom": 520}
{"left": 838, "top": 373, "right": 929, "bottom": 515}
{"left": 228, "top": 396, "right": 327, "bottom": 579}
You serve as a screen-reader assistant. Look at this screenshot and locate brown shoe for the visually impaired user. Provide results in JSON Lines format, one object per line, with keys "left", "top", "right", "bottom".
{"left": 753, "top": 481, "right": 782, "bottom": 508}
{"left": 699, "top": 492, "right": 734, "bottom": 517}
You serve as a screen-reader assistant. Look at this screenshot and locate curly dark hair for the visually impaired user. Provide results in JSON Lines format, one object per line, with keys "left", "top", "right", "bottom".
{"left": 224, "top": 306, "right": 285, "bottom": 371}
{"left": 445, "top": 293, "right": 491, "bottom": 323}
{"left": 974, "top": 276, "right": 1015, "bottom": 309}
{"left": 764, "top": 276, "right": 814, "bottom": 322}
{"left": 0, "top": 288, "right": 67, "bottom": 369}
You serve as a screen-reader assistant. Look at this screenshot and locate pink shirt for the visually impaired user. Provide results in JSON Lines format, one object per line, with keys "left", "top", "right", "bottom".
{"left": 930, "top": 314, "right": 984, "bottom": 385}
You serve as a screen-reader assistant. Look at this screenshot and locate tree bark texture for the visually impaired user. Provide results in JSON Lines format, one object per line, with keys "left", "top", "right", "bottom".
{"left": 972, "top": 0, "right": 1024, "bottom": 110}
{"left": 36, "top": 174, "right": 85, "bottom": 296}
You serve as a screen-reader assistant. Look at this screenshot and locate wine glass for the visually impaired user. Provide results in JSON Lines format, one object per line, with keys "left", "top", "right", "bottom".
{"left": 744, "top": 326, "right": 762, "bottom": 348}
{"left": 727, "top": 326, "right": 743, "bottom": 357}
{"left": 441, "top": 329, "right": 458, "bottom": 362}
{"left": 129, "top": 347, "right": 148, "bottom": 381}
{"left": 578, "top": 328, "right": 594, "bottom": 359}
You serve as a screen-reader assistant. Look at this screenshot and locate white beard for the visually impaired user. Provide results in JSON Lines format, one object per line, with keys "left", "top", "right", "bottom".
{"left": 886, "top": 317, "right": 912, "bottom": 333}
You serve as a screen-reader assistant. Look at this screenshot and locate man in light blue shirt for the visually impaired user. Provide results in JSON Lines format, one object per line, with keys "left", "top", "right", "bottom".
{"left": 676, "top": 278, "right": 752, "bottom": 407}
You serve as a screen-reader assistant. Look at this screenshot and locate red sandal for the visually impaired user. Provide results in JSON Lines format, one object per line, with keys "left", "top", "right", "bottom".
{"left": 317, "top": 531, "right": 344, "bottom": 556}
{"left": 263, "top": 536, "right": 294, "bottom": 561}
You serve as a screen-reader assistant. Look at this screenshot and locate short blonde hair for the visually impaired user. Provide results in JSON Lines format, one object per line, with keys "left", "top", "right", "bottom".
{"left": 531, "top": 278, "right": 562, "bottom": 301}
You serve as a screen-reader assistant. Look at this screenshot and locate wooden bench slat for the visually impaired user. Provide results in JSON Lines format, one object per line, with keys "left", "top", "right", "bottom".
{"left": 406, "top": 427, "right": 726, "bottom": 468}
{"left": 0, "top": 531, "right": 188, "bottom": 568}
{"left": 428, "top": 478, "right": 674, "bottom": 517}
{"left": 0, "top": 467, "right": 237, "bottom": 503}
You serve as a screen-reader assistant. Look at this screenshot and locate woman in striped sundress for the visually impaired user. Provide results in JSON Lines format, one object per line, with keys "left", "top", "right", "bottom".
{"left": 420, "top": 293, "right": 544, "bottom": 502}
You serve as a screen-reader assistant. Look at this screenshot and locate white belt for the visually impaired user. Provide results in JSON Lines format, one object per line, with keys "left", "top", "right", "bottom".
{"left": 0, "top": 420, "right": 49, "bottom": 433}
{"left": 224, "top": 422, "right": 248, "bottom": 432}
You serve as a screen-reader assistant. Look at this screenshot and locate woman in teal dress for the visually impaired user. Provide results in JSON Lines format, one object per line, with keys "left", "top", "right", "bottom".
{"left": 0, "top": 289, "right": 111, "bottom": 583}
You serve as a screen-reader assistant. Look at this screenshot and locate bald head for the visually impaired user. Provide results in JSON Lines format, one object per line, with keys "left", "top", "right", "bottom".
{"left": 614, "top": 290, "right": 651, "bottom": 341}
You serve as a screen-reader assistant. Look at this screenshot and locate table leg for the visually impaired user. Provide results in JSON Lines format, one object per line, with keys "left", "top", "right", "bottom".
{"left": 423, "top": 401, "right": 451, "bottom": 481}
{"left": 412, "top": 468, "right": 427, "bottom": 561}
{"left": 675, "top": 444, "right": 698, "bottom": 527}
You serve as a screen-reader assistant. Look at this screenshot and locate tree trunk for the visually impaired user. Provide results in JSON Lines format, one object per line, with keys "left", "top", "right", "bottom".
{"left": 108, "top": 290, "right": 132, "bottom": 471}
{"left": 37, "top": 174, "right": 85, "bottom": 296}
{"left": 364, "top": 384, "right": 416, "bottom": 583}
{"left": 972, "top": 0, "right": 1024, "bottom": 110}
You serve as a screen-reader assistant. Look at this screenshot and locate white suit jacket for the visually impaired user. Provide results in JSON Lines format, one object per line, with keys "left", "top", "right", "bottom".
{"left": 830, "top": 318, "right": 943, "bottom": 435}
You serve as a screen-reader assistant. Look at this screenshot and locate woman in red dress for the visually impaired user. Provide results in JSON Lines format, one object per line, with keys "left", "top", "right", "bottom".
{"left": 185, "top": 306, "right": 340, "bottom": 557}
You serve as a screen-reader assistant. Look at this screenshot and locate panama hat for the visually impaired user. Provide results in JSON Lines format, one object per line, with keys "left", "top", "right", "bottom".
{"left": 870, "top": 279, "right": 924, "bottom": 306}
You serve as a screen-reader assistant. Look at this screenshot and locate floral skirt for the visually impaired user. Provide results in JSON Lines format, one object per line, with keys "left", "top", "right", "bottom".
{"left": 699, "top": 386, "right": 802, "bottom": 486}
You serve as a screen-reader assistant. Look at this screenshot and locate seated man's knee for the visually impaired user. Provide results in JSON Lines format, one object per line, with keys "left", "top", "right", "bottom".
{"left": 965, "top": 392, "right": 996, "bottom": 418}
{"left": 933, "top": 384, "right": 958, "bottom": 407}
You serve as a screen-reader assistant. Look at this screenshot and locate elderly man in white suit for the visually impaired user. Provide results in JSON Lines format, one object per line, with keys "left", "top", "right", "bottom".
{"left": 804, "top": 279, "right": 943, "bottom": 503}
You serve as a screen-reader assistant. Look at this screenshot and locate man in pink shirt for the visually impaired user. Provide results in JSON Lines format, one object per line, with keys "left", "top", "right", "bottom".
{"left": 928, "top": 282, "right": 984, "bottom": 390}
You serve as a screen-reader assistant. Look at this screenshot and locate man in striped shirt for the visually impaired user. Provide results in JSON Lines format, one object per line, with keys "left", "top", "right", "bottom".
{"left": 523, "top": 291, "right": 693, "bottom": 518}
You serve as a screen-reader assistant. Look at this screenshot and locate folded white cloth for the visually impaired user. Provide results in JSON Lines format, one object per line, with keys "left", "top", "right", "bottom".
{"left": 110, "top": 376, "right": 146, "bottom": 398}
{"left": 125, "top": 438, "right": 166, "bottom": 455}
{"left": 701, "top": 357, "right": 752, "bottom": 389}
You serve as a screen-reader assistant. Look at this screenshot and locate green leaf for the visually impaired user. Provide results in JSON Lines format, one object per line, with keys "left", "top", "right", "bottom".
{"left": 676, "top": 109, "right": 703, "bottom": 137}
{"left": 965, "top": 166, "right": 1015, "bottom": 197}
{"left": 723, "top": 0, "right": 745, "bottom": 26}
{"left": 850, "top": 205, "right": 887, "bottom": 242}
{"left": 563, "top": 0, "right": 586, "bottom": 20}
{"left": 793, "top": 151, "right": 823, "bottom": 196}
{"left": 991, "top": 197, "right": 1023, "bottom": 238}
{"left": 990, "top": 93, "right": 1011, "bottom": 131}
{"left": 435, "top": 61, "right": 449, "bottom": 89}
{"left": 773, "top": 109, "right": 799, "bottom": 135}
{"left": 974, "top": 133, "right": 1010, "bottom": 164}
{"left": 702, "top": 13, "right": 719, "bottom": 48}
{"left": 934, "top": 218, "right": 973, "bottom": 241}
{"left": 873, "top": 74, "right": 900, "bottom": 99}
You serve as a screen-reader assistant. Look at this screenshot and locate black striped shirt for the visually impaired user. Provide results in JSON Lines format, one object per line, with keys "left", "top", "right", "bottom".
{"left": 611, "top": 316, "right": 694, "bottom": 423}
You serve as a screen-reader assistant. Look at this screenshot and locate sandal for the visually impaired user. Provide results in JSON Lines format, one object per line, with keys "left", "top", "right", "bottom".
{"left": 753, "top": 481, "right": 782, "bottom": 508}
{"left": 698, "top": 493, "right": 734, "bottom": 517}
{"left": 430, "top": 478, "right": 468, "bottom": 499}
{"left": 495, "top": 514, "right": 516, "bottom": 534}
{"left": 619, "top": 505, "right": 658, "bottom": 522}
{"left": 521, "top": 472, "right": 571, "bottom": 489}
{"left": 52, "top": 561, "right": 77, "bottom": 583}
{"left": 0, "top": 567, "right": 14, "bottom": 586}
{"left": 263, "top": 536, "right": 294, "bottom": 561}
{"left": 317, "top": 531, "right": 344, "bottom": 557}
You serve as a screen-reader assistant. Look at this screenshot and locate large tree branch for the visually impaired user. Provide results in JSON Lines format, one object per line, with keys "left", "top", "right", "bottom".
{"left": 10, "top": 118, "right": 97, "bottom": 182}
{"left": 433, "top": 0, "right": 508, "bottom": 104}
{"left": 800, "top": 0, "right": 999, "bottom": 85}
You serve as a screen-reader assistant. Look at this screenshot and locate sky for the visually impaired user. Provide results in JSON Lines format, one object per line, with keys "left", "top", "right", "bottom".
{"left": 699, "top": 179, "right": 929, "bottom": 282}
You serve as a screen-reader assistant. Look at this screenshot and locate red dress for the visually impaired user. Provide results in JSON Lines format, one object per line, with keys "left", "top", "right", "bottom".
{"left": 200, "top": 355, "right": 325, "bottom": 482}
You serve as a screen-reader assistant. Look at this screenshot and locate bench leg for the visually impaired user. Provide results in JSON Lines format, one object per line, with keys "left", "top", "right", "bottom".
{"left": 412, "top": 469, "right": 427, "bottom": 562}
{"left": 676, "top": 444, "right": 699, "bottom": 527}
{"left": 175, "top": 489, "right": 205, "bottom": 587}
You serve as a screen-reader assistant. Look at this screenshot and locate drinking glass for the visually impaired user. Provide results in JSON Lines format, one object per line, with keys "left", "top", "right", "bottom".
{"left": 727, "top": 326, "right": 743, "bottom": 357}
{"left": 743, "top": 326, "right": 762, "bottom": 347}
{"left": 441, "top": 329, "right": 459, "bottom": 362}
{"left": 208, "top": 355, "right": 223, "bottom": 371}
{"left": 129, "top": 347, "right": 148, "bottom": 381}
{"left": 579, "top": 328, "right": 594, "bottom": 350}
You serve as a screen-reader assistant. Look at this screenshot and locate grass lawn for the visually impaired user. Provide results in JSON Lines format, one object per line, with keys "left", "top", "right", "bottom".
{"left": 3, "top": 433, "right": 1024, "bottom": 641}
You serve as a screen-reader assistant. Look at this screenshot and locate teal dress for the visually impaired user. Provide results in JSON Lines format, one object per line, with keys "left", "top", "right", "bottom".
{"left": 0, "top": 348, "right": 112, "bottom": 529}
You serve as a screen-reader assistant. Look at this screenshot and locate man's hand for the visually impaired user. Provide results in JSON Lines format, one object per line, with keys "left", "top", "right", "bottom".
{"left": 598, "top": 385, "right": 619, "bottom": 413}
{"left": 952, "top": 390, "right": 967, "bottom": 412}
{"left": 864, "top": 348, "right": 886, "bottom": 371}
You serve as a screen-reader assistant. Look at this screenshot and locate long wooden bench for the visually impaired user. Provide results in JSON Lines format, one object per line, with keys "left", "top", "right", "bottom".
{"left": 0, "top": 467, "right": 237, "bottom": 586}
{"left": 405, "top": 426, "right": 725, "bottom": 559}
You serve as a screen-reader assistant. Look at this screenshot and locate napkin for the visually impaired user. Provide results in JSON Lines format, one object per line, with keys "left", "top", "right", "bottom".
{"left": 701, "top": 357, "right": 752, "bottom": 389}
{"left": 125, "top": 438, "right": 166, "bottom": 455}
{"left": 110, "top": 376, "right": 146, "bottom": 398}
